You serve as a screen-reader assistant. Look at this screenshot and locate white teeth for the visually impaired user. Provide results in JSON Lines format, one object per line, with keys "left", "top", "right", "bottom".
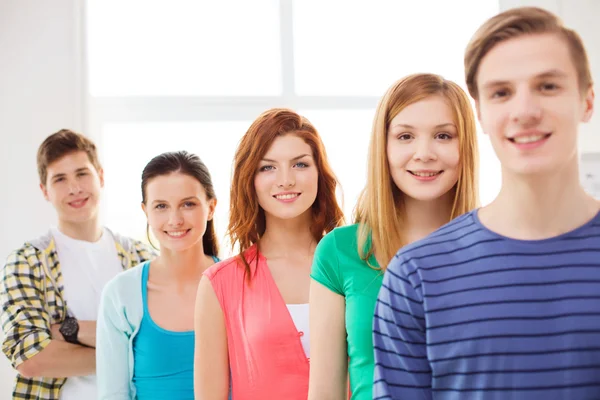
{"left": 167, "top": 230, "right": 187, "bottom": 237}
{"left": 275, "top": 193, "right": 299, "bottom": 200}
{"left": 412, "top": 172, "right": 438, "bottom": 177}
{"left": 512, "top": 135, "right": 545, "bottom": 144}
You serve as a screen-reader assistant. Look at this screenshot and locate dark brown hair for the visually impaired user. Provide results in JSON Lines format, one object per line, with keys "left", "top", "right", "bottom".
{"left": 141, "top": 151, "right": 219, "bottom": 256}
{"left": 37, "top": 129, "right": 102, "bottom": 185}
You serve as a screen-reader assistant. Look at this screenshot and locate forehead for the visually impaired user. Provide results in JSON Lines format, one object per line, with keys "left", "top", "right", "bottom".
{"left": 390, "top": 96, "right": 455, "bottom": 129}
{"left": 262, "top": 134, "right": 313, "bottom": 159}
{"left": 47, "top": 151, "right": 94, "bottom": 175}
{"left": 146, "top": 173, "right": 206, "bottom": 200}
{"left": 477, "top": 33, "right": 577, "bottom": 87}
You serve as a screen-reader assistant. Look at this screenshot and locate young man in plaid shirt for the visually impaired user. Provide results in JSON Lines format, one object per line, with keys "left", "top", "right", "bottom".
{"left": 1, "top": 129, "right": 156, "bottom": 399}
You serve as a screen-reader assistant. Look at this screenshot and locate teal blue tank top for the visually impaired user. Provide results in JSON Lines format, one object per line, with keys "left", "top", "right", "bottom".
{"left": 132, "top": 258, "right": 219, "bottom": 399}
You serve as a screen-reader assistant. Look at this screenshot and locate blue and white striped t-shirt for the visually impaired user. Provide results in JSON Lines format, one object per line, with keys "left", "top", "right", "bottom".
{"left": 373, "top": 209, "right": 600, "bottom": 400}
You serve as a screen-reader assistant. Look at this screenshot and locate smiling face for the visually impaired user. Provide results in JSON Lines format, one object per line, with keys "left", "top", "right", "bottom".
{"left": 40, "top": 151, "right": 104, "bottom": 225}
{"left": 386, "top": 95, "right": 461, "bottom": 202}
{"left": 253, "top": 134, "right": 319, "bottom": 223}
{"left": 476, "top": 33, "right": 594, "bottom": 177}
{"left": 142, "top": 172, "right": 216, "bottom": 252}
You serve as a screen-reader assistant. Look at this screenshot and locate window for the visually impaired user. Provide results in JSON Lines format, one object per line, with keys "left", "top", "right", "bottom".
{"left": 86, "top": 0, "right": 501, "bottom": 255}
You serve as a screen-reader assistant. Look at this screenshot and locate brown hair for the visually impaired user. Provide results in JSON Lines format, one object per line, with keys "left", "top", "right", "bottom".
{"left": 354, "top": 74, "right": 479, "bottom": 268}
{"left": 228, "top": 108, "right": 344, "bottom": 280}
{"left": 465, "top": 6, "right": 593, "bottom": 100}
{"left": 37, "top": 129, "right": 102, "bottom": 185}
{"left": 141, "top": 151, "right": 219, "bottom": 257}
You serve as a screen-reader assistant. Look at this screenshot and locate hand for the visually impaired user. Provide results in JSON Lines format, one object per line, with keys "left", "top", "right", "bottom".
{"left": 50, "top": 324, "right": 64, "bottom": 341}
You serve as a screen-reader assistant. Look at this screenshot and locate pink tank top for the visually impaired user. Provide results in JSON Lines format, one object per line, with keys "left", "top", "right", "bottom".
{"left": 204, "top": 245, "right": 310, "bottom": 400}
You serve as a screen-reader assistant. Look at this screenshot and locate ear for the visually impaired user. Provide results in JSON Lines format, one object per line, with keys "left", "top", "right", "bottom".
{"left": 40, "top": 183, "right": 50, "bottom": 201}
{"left": 141, "top": 202, "right": 148, "bottom": 218}
{"left": 581, "top": 86, "right": 595, "bottom": 123}
{"left": 98, "top": 168, "right": 105, "bottom": 188}
{"left": 207, "top": 198, "right": 217, "bottom": 221}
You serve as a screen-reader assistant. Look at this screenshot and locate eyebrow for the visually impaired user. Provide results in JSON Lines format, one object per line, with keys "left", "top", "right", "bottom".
{"left": 391, "top": 123, "right": 456, "bottom": 130}
{"left": 151, "top": 196, "right": 199, "bottom": 205}
{"left": 482, "top": 69, "right": 568, "bottom": 90}
{"left": 261, "top": 154, "right": 312, "bottom": 163}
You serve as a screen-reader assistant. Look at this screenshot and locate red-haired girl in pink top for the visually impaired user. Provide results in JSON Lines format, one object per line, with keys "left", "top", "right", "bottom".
{"left": 193, "top": 108, "right": 344, "bottom": 400}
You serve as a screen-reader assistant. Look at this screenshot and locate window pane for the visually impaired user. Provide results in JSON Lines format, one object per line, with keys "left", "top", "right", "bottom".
{"left": 87, "top": 0, "right": 281, "bottom": 96}
{"left": 293, "top": 0, "right": 500, "bottom": 96}
{"left": 300, "top": 109, "right": 374, "bottom": 220}
{"left": 101, "top": 121, "right": 249, "bottom": 255}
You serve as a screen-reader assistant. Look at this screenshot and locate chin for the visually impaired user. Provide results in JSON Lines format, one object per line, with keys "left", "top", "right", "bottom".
{"left": 267, "top": 207, "right": 312, "bottom": 221}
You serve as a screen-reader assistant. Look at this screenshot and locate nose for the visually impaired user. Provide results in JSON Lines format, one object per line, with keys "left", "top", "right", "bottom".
{"left": 510, "top": 88, "right": 542, "bottom": 128}
{"left": 412, "top": 137, "right": 437, "bottom": 162}
{"left": 68, "top": 181, "right": 82, "bottom": 195}
{"left": 277, "top": 168, "right": 295, "bottom": 188}
{"left": 167, "top": 209, "right": 184, "bottom": 227}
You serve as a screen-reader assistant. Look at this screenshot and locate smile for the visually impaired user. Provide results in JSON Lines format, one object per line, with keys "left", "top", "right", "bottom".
{"left": 68, "top": 197, "right": 89, "bottom": 208}
{"left": 509, "top": 133, "right": 552, "bottom": 144}
{"left": 274, "top": 193, "right": 300, "bottom": 200}
{"left": 408, "top": 170, "right": 443, "bottom": 182}
{"left": 165, "top": 229, "right": 191, "bottom": 238}
{"left": 408, "top": 171, "right": 442, "bottom": 177}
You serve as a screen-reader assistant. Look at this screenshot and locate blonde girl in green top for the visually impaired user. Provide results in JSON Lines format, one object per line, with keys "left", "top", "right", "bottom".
{"left": 307, "top": 73, "right": 480, "bottom": 400}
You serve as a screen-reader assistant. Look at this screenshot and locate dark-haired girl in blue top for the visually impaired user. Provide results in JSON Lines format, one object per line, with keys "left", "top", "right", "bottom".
{"left": 97, "top": 151, "right": 222, "bottom": 399}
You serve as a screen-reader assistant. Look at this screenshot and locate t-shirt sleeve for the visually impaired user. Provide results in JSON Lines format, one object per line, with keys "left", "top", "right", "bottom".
{"left": 310, "top": 230, "right": 344, "bottom": 295}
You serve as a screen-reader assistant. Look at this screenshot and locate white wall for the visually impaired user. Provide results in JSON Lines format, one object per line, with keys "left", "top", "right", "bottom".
{"left": 0, "top": 1, "right": 598, "bottom": 398}
{"left": 0, "top": 1, "right": 83, "bottom": 397}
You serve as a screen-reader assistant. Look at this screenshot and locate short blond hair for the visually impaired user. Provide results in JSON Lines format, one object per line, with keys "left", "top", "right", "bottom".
{"left": 465, "top": 7, "right": 592, "bottom": 100}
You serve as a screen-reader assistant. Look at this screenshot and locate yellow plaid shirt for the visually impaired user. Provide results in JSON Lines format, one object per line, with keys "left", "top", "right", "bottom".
{"left": 0, "top": 230, "right": 156, "bottom": 400}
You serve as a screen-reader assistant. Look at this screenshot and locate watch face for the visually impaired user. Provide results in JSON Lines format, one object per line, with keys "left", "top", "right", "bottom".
{"left": 60, "top": 318, "right": 78, "bottom": 336}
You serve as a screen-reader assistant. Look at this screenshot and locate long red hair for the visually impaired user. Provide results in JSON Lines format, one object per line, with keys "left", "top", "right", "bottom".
{"left": 227, "top": 108, "right": 345, "bottom": 280}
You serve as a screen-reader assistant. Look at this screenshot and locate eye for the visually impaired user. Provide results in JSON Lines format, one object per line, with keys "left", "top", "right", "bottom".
{"left": 397, "top": 133, "right": 413, "bottom": 141}
{"left": 54, "top": 177, "right": 65, "bottom": 183}
{"left": 155, "top": 203, "right": 167, "bottom": 210}
{"left": 259, "top": 165, "right": 274, "bottom": 172}
{"left": 539, "top": 82, "right": 559, "bottom": 92}
{"left": 294, "top": 161, "right": 309, "bottom": 168}
{"left": 491, "top": 88, "right": 510, "bottom": 99}
{"left": 436, "top": 132, "right": 453, "bottom": 140}
{"left": 77, "top": 172, "right": 88, "bottom": 177}
{"left": 183, "top": 201, "right": 196, "bottom": 208}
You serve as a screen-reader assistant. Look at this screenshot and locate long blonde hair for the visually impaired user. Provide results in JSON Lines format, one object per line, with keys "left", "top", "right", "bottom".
{"left": 354, "top": 73, "right": 479, "bottom": 268}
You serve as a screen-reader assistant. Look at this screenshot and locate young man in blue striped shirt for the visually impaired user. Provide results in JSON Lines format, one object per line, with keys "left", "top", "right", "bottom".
{"left": 373, "top": 7, "right": 600, "bottom": 400}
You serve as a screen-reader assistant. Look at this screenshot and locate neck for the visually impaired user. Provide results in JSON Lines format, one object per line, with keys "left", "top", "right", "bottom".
{"left": 403, "top": 190, "right": 454, "bottom": 243}
{"left": 260, "top": 211, "right": 316, "bottom": 257}
{"left": 482, "top": 161, "right": 599, "bottom": 239}
{"left": 58, "top": 216, "right": 103, "bottom": 242}
{"left": 155, "top": 242, "right": 212, "bottom": 281}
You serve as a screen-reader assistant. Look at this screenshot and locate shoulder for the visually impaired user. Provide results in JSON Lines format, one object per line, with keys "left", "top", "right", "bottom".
{"left": 317, "top": 224, "right": 360, "bottom": 253}
{"left": 387, "top": 210, "right": 482, "bottom": 278}
{"left": 400, "top": 211, "right": 477, "bottom": 258}
{"left": 204, "top": 255, "right": 243, "bottom": 282}
{"left": 102, "top": 261, "right": 146, "bottom": 302}
{"left": 3, "top": 236, "right": 51, "bottom": 276}
{"left": 108, "top": 229, "right": 157, "bottom": 262}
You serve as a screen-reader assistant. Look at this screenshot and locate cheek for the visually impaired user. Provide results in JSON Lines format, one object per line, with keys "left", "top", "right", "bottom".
{"left": 301, "top": 169, "right": 319, "bottom": 191}
{"left": 254, "top": 174, "right": 271, "bottom": 196}
{"left": 439, "top": 144, "right": 460, "bottom": 168}
{"left": 387, "top": 143, "right": 412, "bottom": 168}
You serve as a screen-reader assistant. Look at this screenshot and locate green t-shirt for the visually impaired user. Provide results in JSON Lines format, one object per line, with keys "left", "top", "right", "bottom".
{"left": 310, "top": 223, "right": 383, "bottom": 400}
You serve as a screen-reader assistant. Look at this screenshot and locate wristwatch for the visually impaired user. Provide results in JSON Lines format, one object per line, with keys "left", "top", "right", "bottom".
{"left": 59, "top": 316, "right": 80, "bottom": 344}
